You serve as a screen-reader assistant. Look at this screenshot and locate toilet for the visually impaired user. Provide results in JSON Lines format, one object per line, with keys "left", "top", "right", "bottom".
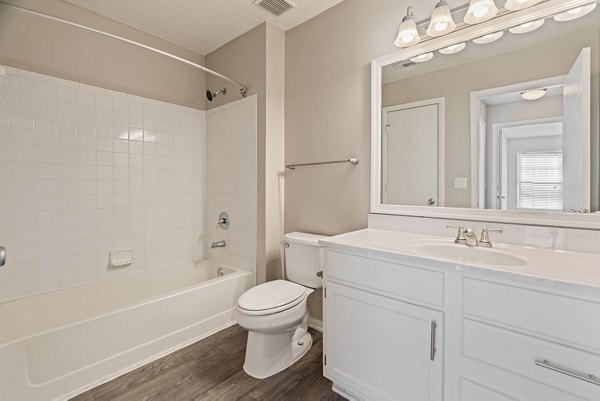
{"left": 236, "top": 232, "right": 328, "bottom": 379}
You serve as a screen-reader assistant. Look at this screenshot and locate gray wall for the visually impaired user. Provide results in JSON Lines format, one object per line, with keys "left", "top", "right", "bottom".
{"left": 284, "top": 0, "right": 403, "bottom": 237}
{"left": 206, "top": 23, "right": 286, "bottom": 285}
{"left": 0, "top": 0, "right": 207, "bottom": 109}
{"left": 285, "top": 0, "right": 405, "bottom": 321}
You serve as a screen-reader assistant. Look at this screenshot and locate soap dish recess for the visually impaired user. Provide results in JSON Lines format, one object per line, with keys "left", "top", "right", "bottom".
{"left": 109, "top": 248, "right": 133, "bottom": 267}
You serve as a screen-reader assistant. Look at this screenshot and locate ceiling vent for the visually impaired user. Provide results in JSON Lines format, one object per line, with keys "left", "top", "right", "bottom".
{"left": 253, "top": 0, "right": 296, "bottom": 17}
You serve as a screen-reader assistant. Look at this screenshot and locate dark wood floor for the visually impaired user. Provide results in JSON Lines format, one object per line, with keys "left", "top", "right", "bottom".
{"left": 71, "top": 325, "right": 346, "bottom": 401}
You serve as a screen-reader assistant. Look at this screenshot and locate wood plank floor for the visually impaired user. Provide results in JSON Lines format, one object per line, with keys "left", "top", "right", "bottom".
{"left": 71, "top": 325, "right": 346, "bottom": 401}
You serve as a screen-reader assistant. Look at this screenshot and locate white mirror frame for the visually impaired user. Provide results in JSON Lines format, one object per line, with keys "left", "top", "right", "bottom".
{"left": 371, "top": 0, "right": 600, "bottom": 229}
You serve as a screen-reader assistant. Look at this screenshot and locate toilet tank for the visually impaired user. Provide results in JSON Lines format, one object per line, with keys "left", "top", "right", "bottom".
{"left": 284, "top": 232, "right": 329, "bottom": 289}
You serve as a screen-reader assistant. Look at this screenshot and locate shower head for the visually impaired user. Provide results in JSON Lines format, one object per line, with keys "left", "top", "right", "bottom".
{"left": 206, "top": 88, "right": 227, "bottom": 102}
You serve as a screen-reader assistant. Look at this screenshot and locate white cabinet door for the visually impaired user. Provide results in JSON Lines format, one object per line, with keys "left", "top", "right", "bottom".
{"left": 324, "top": 282, "right": 443, "bottom": 401}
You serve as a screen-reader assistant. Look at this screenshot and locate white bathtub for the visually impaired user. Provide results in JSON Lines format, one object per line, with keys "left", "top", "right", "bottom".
{"left": 0, "top": 260, "right": 252, "bottom": 401}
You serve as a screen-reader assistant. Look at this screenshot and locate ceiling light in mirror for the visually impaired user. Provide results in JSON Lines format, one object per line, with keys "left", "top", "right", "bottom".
{"left": 504, "top": 0, "right": 543, "bottom": 11}
{"left": 554, "top": 3, "right": 597, "bottom": 22}
{"left": 426, "top": 0, "right": 456, "bottom": 37}
{"left": 439, "top": 42, "right": 467, "bottom": 54}
{"left": 472, "top": 31, "right": 504, "bottom": 44}
{"left": 465, "top": 0, "right": 499, "bottom": 24}
{"left": 395, "top": 6, "right": 421, "bottom": 47}
{"left": 410, "top": 53, "right": 435, "bottom": 63}
{"left": 521, "top": 88, "right": 547, "bottom": 100}
{"left": 509, "top": 18, "right": 545, "bottom": 34}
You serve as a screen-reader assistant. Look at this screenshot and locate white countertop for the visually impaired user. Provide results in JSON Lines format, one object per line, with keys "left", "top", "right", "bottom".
{"left": 319, "top": 229, "right": 600, "bottom": 290}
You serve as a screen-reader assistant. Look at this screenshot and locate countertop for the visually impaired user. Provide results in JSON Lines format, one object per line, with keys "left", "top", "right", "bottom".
{"left": 319, "top": 229, "right": 600, "bottom": 290}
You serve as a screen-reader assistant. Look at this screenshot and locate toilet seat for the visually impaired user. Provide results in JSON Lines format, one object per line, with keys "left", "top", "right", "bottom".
{"left": 237, "top": 280, "right": 308, "bottom": 316}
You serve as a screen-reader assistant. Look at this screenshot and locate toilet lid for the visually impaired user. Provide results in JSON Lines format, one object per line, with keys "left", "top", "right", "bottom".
{"left": 238, "top": 280, "right": 307, "bottom": 312}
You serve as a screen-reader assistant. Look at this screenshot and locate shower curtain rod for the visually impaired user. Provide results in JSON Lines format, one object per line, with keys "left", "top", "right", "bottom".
{"left": 0, "top": 2, "right": 248, "bottom": 97}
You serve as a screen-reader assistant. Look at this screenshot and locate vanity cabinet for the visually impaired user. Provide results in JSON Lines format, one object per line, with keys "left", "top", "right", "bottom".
{"left": 323, "top": 251, "right": 444, "bottom": 401}
{"left": 322, "top": 246, "right": 600, "bottom": 401}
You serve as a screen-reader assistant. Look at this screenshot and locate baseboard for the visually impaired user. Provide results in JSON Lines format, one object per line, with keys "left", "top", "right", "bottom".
{"left": 308, "top": 316, "right": 323, "bottom": 332}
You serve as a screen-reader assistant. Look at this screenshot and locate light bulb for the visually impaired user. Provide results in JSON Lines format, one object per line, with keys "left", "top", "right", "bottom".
{"left": 504, "top": 0, "right": 543, "bottom": 11}
{"left": 427, "top": 0, "right": 457, "bottom": 37}
{"left": 554, "top": 3, "right": 597, "bottom": 22}
{"left": 465, "top": 0, "right": 498, "bottom": 24}
{"left": 473, "top": 3, "right": 489, "bottom": 17}
{"left": 521, "top": 89, "right": 546, "bottom": 100}
{"left": 509, "top": 18, "right": 544, "bottom": 34}
{"left": 435, "top": 21, "right": 449, "bottom": 32}
{"left": 395, "top": 6, "right": 421, "bottom": 47}
{"left": 439, "top": 42, "right": 466, "bottom": 55}
{"left": 410, "top": 53, "right": 434, "bottom": 63}
{"left": 472, "top": 31, "right": 504, "bottom": 44}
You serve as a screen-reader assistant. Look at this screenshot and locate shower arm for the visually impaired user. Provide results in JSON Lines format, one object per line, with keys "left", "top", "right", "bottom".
{"left": 0, "top": 1, "right": 249, "bottom": 98}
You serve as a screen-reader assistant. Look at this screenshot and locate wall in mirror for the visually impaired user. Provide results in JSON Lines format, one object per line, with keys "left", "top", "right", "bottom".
{"left": 380, "top": 8, "right": 599, "bottom": 213}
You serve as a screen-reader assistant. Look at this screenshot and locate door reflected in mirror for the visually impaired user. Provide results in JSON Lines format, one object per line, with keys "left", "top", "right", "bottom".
{"left": 380, "top": 7, "right": 599, "bottom": 213}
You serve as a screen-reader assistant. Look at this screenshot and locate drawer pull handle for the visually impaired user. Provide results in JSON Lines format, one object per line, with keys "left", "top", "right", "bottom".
{"left": 535, "top": 358, "right": 600, "bottom": 386}
{"left": 430, "top": 320, "right": 437, "bottom": 361}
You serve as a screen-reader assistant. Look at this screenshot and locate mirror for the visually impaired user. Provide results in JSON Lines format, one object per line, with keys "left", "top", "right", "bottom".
{"left": 375, "top": 3, "right": 599, "bottom": 219}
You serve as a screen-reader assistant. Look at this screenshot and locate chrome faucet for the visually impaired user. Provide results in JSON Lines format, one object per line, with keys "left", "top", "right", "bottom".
{"left": 464, "top": 229, "right": 478, "bottom": 247}
{"left": 448, "top": 225, "right": 504, "bottom": 248}
{"left": 211, "top": 240, "right": 226, "bottom": 249}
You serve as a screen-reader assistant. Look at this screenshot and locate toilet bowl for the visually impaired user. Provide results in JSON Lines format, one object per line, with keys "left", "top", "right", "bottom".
{"left": 236, "top": 232, "right": 328, "bottom": 379}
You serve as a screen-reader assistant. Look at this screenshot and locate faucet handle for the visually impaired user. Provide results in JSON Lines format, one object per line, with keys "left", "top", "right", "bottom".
{"left": 446, "top": 224, "right": 466, "bottom": 245}
{"left": 479, "top": 227, "right": 503, "bottom": 248}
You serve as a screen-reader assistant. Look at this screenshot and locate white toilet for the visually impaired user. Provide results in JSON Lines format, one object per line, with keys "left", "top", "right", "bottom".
{"left": 236, "top": 232, "right": 327, "bottom": 379}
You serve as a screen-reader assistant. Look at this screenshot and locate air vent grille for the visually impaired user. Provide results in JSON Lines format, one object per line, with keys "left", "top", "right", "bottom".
{"left": 253, "top": 0, "right": 296, "bottom": 16}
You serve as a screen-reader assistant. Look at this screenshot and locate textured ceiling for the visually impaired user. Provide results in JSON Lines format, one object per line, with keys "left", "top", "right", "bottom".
{"left": 63, "top": 0, "right": 346, "bottom": 55}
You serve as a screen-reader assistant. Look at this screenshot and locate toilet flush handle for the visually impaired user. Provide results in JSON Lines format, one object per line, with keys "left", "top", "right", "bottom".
{"left": 316, "top": 271, "right": 323, "bottom": 278}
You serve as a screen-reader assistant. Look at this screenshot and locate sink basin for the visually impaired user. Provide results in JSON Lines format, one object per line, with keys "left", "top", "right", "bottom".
{"left": 415, "top": 243, "right": 527, "bottom": 267}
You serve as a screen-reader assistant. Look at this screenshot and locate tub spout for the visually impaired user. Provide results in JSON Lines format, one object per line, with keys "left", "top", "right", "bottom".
{"left": 211, "top": 240, "right": 226, "bottom": 249}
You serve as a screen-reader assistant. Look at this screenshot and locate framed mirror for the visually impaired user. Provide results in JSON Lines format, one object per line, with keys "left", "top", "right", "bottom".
{"left": 371, "top": 0, "right": 600, "bottom": 229}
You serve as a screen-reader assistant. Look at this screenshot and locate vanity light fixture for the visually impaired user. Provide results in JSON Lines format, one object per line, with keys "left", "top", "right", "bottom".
{"left": 410, "top": 52, "right": 435, "bottom": 63}
{"left": 504, "top": 0, "right": 543, "bottom": 11}
{"left": 553, "top": 3, "right": 597, "bottom": 22}
{"left": 426, "top": 0, "right": 456, "bottom": 37}
{"left": 439, "top": 42, "right": 466, "bottom": 54}
{"left": 472, "top": 31, "right": 504, "bottom": 44}
{"left": 509, "top": 18, "right": 545, "bottom": 34}
{"left": 464, "top": 0, "right": 499, "bottom": 24}
{"left": 395, "top": 6, "right": 421, "bottom": 47}
{"left": 521, "top": 88, "right": 547, "bottom": 100}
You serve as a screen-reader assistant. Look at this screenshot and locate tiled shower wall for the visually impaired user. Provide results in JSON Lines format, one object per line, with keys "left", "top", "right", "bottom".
{"left": 0, "top": 65, "right": 206, "bottom": 301}
{"left": 206, "top": 96, "right": 257, "bottom": 283}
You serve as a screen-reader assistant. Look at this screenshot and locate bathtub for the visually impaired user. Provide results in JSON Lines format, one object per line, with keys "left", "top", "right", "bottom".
{"left": 0, "top": 260, "right": 252, "bottom": 401}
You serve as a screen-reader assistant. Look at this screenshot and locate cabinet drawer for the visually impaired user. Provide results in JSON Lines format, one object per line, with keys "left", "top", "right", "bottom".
{"left": 463, "top": 278, "right": 600, "bottom": 352}
{"left": 463, "top": 319, "right": 600, "bottom": 400}
{"left": 326, "top": 251, "right": 444, "bottom": 307}
{"left": 460, "top": 377, "right": 588, "bottom": 401}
